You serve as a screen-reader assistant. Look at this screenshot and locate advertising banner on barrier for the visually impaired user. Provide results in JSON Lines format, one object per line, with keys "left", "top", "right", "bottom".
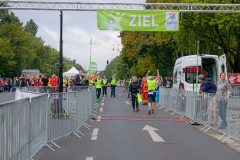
{"left": 97, "top": 9, "right": 179, "bottom": 31}
{"left": 228, "top": 74, "right": 240, "bottom": 86}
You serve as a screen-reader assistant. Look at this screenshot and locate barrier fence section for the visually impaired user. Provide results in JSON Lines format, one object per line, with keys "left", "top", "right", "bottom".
{"left": 159, "top": 88, "right": 240, "bottom": 141}
{"left": 0, "top": 87, "right": 97, "bottom": 160}
{"left": 19, "top": 86, "right": 89, "bottom": 94}
{"left": 0, "top": 95, "right": 48, "bottom": 160}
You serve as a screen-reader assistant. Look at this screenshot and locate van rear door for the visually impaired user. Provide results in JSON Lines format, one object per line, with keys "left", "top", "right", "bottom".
{"left": 218, "top": 54, "right": 227, "bottom": 77}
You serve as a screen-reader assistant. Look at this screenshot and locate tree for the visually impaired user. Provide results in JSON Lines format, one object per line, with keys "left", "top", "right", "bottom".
{"left": 24, "top": 19, "right": 38, "bottom": 37}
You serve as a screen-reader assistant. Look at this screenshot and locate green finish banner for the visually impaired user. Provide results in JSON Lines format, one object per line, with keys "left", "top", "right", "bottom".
{"left": 97, "top": 9, "right": 179, "bottom": 31}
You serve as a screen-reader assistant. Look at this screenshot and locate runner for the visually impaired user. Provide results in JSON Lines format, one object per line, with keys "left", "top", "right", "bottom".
{"left": 129, "top": 76, "right": 141, "bottom": 112}
{"left": 141, "top": 77, "right": 148, "bottom": 105}
{"left": 109, "top": 74, "right": 116, "bottom": 97}
{"left": 146, "top": 69, "right": 160, "bottom": 115}
{"left": 95, "top": 75, "right": 102, "bottom": 102}
{"left": 102, "top": 76, "right": 108, "bottom": 97}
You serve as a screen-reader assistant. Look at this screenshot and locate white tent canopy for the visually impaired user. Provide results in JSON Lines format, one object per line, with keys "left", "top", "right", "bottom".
{"left": 63, "top": 67, "right": 79, "bottom": 77}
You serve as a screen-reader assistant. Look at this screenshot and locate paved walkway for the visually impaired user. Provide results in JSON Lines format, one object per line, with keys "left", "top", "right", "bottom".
{"left": 34, "top": 88, "right": 240, "bottom": 160}
{"left": 0, "top": 91, "right": 15, "bottom": 103}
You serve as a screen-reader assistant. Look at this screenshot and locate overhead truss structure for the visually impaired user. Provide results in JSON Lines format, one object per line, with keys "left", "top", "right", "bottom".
{"left": 0, "top": 1, "right": 240, "bottom": 13}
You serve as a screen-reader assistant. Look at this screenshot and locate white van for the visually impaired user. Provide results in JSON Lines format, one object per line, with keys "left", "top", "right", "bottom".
{"left": 172, "top": 54, "right": 227, "bottom": 92}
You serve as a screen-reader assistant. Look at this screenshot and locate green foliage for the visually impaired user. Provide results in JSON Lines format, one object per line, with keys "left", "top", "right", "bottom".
{"left": 116, "top": 0, "right": 240, "bottom": 79}
{"left": 24, "top": 19, "right": 38, "bottom": 37}
{"left": 0, "top": 11, "right": 83, "bottom": 78}
{"left": 100, "top": 56, "right": 120, "bottom": 80}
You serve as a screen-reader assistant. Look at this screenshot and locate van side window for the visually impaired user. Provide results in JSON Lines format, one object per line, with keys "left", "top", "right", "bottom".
{"left": 221, "top": 65, "right": 225, "bottom": 73}
{"left": 174, "top": 71, "right": 177, "bottom": 84}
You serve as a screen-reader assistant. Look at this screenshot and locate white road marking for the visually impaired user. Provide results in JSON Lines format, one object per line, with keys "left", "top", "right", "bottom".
{"left": 102, "top": 99, "right": 104, "bottom": 102}
{"left": 91, "top": 128, "right": 99, "bottom": 140}
{"left": 101, "top": 103, "right": 104, "bottom": 106}
{"left": 118, "top": 94, "right": 122, "bottom": 96}
{"left": 97, "top": 116, "right": 101, "bottom": 122}
{"left": 100, "top": 108, "right": 103, "bottom": 112}
{"left": 103, "top": 97, "right": 105, "bottom": 99}
{"left": 142, "top": 125, "right": 165, "bottom": 142}
{"left": 86, "top": 157, "right": 93, "bottom": 160}
{"left": 124, "top": 101, "right": 130, "bottom": 105}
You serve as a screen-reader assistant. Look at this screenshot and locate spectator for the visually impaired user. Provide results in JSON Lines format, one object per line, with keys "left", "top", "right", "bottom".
{"left": 50, "top": 74, "right": 58, "bottom": 93}
{"left": 82, "top": 73, "right": 92, "bottom": 89}
{"left": 216, "top": 72, "right": 233, "bottom": 129}
{"left": 26, "top": 75, "right": 30, "bottom": 87}
{"left": 42, "top": 74, "right": 49, "bottom": 93}
{"left": 166, "top": 77, "right": 173, "bottom": 88}
{"left": 75, "top": 70, "right": 84, "bottom": 90}
{"left": 19, "top": 74, "right": 27, "bottom": 88}
{"left": 198, "top": 75, "right": 218, "bottom": 127}
{"left": 0, "top": 78, "right": 4, "bottom": 92}
{"left": 39, "top": 75, "right": 43, "bottom": 92}
{"left": 63, "top": 76, "right": 68, "bottom": 92}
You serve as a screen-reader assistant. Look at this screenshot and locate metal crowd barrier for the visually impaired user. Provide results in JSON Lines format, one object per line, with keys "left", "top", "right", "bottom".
{"left": 19, "top": 86, "right": 89, "bottom": 93}
{"left": 159, "top": 87, "right": 240, "bottom": 142}
{"left": 0, "top": 87, "right": 97, "bottom": 160}
{"left": 0, "top": 94, "right": 48, "bottom": 160}
{"left": 232, "top": 86, "right": 240, "bottom": 96}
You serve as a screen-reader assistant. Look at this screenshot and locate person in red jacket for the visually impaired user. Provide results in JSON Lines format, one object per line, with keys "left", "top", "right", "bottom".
{"left": 141, "top": 77, "right": 148, "bottom": 105}
{"left": 30, "top": 75, "right": 38, "bottom": 91}
{"left": 50, "top": 74, "right": 58, "bottom": 93}
{"left": 39, "top": 75, "right": 43, "bottom": 92}
{"left": 1, "top": 79, "right": 5, "bottom": 91}
{"left": 30, "top": 75, "right": 38, "bottom": 86}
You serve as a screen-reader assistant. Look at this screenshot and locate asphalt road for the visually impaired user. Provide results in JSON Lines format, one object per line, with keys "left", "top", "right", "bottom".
{"left": 34, "top": 88, "right": 240, "bottom": 160}
{"left": 0, "top": 91, "right": 15, "bottom": 103}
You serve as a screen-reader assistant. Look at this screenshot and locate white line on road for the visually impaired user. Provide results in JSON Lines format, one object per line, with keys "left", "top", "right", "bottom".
{"left": 86, "top": 157, "right": 93, "bottom": 160}
{"left": 97, "top": 116, "right": 101, "bottom": 122}
{"left": 118, "top": 94, "right": 122, "bottom": 95}
{"left": 91, "top": 128, "right": 99, "bottom": 140}
{"left": 102, "top": 99, "right": 104, "bottom": 102}
{"left": 124, "top": 101, "right": 130, "bottom": 105}
{"left": 142, "top": 125, "right": 165, "bottom": 142}
{"left": 100, "top": 108, "right": 103, "bottom": 112}
{"left": 101, "top": 103, "right": 104, "bottom": 106}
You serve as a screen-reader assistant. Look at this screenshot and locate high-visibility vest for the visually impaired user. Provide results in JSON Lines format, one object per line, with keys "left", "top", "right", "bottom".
{"left": 96, "top": 79, "right": 101, "bottom": 88}
{"left": 129, "top": 79, "right": 131, "bottom": 86}
{"left": 90, "top": 79, "right": 94, "bottom": 84}
{"left": 102, "top": 79, "right": 108, "bottom": 86}
{"left": 111, "top": 77, "right": 116, "bottom": 85}
{"left": 147, "top": 79, "right": 156, "bottom": 91}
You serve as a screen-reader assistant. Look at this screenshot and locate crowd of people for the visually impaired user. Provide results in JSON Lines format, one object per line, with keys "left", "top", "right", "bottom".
{"left": 0, "top": 77, "right": 17, "bottom": 92}
{"left": 1, "top": 69, "right": 233, "bottom": 127}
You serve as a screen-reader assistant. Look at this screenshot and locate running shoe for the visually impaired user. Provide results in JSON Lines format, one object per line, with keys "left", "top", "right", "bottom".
{"left": 136, "top": 108, "right": 139, "bottom": 112}
{"left": 133, "top": 108, "right": 135, "bottom": 112}
{"left": 152, "top": 109, "right": 154, "bottom": 113}
{"left": 148, "top": 110, "right": 151, "bottom": 115}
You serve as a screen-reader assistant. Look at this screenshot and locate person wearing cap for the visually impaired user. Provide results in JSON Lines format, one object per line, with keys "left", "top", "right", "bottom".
{"left": 198, "top": 75, "right": 217, "bottom": 94}
{"left": 198, "top": 74, "right": 218, "bottom": 127}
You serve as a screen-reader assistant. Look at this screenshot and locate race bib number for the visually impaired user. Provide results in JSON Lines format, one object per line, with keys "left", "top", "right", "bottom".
{"left": 148, "top": 91, "right": 154, "bottom": 95}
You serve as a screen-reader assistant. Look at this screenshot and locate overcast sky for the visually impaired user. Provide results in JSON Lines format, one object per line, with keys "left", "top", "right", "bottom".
{"left": 12, "top": 0, "right": 146, "bottom": 71}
